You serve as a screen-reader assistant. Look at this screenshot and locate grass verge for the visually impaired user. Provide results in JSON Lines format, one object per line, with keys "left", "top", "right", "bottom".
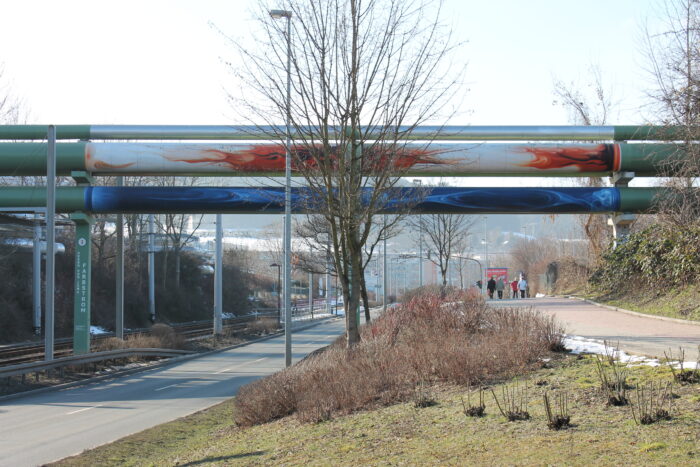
{"left": 585, "top": 287, "right": 700, "bottom": 322}
{"left": 52, "top": 354, "right": 700, "bottom": 466}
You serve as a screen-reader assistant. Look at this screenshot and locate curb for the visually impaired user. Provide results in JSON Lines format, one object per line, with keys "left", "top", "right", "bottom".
{"left": 0, "top": 315, "right": 341, "bottom": 403}
{"left": 560, "top": 295, "right": 700, "bottom": 327}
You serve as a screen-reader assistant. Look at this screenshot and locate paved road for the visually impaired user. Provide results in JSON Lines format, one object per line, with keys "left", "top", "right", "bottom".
{"left": 0, "top": 318, "right": 346, "bottom": 467}
{"left": 488, "top": 297, "right": 700, "bottom": 361}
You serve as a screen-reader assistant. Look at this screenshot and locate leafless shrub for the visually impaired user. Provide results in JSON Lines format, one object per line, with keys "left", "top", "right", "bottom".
{"left": 594, "top": 342, "right": 630, "bottom": 406}
{"left": 630, "top": 381, "right": 673, "bottom": 425}
{"left": 664, "top": 346, "right": 700, "bottom": 384}
{"left": 543, "top": 391, "right": 571, "bottom": 430}
{"left": 95, "top": 325, "right": 185, "bottom": 351}
{"left": 233, "top": 292, "right": 562, "bottom": 426}
{"left": 413, "top": 380, "right": 437, "bottom": 408}
{"left": 148, "top": 324, "right": 185, "bottom": 349}
{"left": 461, "top": 385, "right": 486, "bottom": 417}
{"left": 246, "top": 318, "right": 279, "bottom": 335}
{"left": 491, "top": 380, "right": 530, "bottom": 422}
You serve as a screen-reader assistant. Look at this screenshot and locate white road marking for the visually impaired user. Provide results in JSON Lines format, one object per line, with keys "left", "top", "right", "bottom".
{"left": 66, "top": 404, "right": 103, "bottom": 415}
{"left": 214, "top": 357, "right": 268, "bottom": 375}
{"left": 154, "top": 383, "right": 181, "bottom": 392}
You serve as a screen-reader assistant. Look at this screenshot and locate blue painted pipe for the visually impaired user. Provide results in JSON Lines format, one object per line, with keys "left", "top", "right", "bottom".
{"left": 0, "top": 186, "right": 660, "bottom": 214}
{"left": 83, "top": 186, "right": 623, "bottom": 214}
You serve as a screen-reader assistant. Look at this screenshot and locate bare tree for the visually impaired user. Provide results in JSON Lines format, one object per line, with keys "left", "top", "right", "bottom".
{"left": 553, "top": 65, "right": 614, "bottom": 261}
{"left": 154, "top": 177, "right": 204, "bottom": 287}
{"left": 295, "top": 214, "right": 401, "bottom": 323}
{"left": 0, "top": 65, "right": 25, "bottom": 125}
{"left": 231, "top": 0, "right": 463, "bottom": 345}
{"left": 409, "top": 212, "right": 475, "bottom": 288}
{"left": 509, "top": 237, "right": 557, "bottom": 284}
{"left": 642, "top": 0, "right": 700, "bottom": 227}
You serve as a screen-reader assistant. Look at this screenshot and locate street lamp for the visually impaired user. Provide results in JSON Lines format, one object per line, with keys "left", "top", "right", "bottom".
{"left": 270, "top": 8, "right": 293, "bottom": 367}
{"left": 413, "top": 179, "right": 423, "bottom": 287}
{"left": 454, "top": 255, "right": 483, "bottom": 291}
{"left": 270, "top": 263, "right": 282, "bottom": 327}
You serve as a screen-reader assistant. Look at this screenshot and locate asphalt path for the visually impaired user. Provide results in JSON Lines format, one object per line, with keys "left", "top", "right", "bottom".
{"left": 0, "top": 317, "right": 346, "bottom": 467}
{"left": 488, "top": 297, "right": 700, "bottom": 361}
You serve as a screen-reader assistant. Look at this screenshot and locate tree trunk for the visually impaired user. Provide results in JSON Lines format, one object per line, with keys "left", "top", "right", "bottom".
{"left": 345, "top": 239, "right": 362, "bottom": 346}
{"left": 360, "top": 275, "right": 371, "bottom": 323}
{"left": 161, "top": 249, "right": 168, "bottom": 289}
{"left": 174, "top": 249, "right": 181, "bottom": 287}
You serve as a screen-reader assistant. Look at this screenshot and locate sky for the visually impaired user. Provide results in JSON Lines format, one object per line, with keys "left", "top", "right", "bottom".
{"left": 0, "top": 0, "right": 663, "bottom": 126}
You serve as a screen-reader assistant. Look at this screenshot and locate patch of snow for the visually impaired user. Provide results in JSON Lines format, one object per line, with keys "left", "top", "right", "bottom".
{"left": 535, "top": 293, "right": 546, "bottom": 298}
{"left": 90, "top": 325, "right": 109, "bottom": 335}
{"left": 563, "top": 335, "right": 697, "bottom": 368}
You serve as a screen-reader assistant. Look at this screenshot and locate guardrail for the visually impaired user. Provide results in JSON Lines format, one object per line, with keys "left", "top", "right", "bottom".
{"left": 0, "top": 348, "right": 193, "bottom": 379}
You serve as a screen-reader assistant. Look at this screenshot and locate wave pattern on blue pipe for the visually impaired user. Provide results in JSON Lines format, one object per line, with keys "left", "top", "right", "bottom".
{"left": 84, "top": 187, "right": 620, "bottom": 214}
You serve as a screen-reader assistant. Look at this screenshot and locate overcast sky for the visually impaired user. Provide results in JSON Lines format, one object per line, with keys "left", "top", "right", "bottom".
{"left": 0, "top": 0, "right": 662, "bottom": 126}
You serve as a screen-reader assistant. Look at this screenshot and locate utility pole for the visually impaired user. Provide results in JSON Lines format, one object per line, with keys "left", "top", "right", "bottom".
{"left": 214, "top": 213, "right": 223, "bottom": 334}
{"left": 115, "top": 176, "right": 124, "bottom": 339}
{"left": 383, "top": 215, "right": 387, "bottom": 313}
{"left": 32, "top": 213, "right": 41, "bottom": 335}
{"left": 148, "top": 213, "right": 156, "bottom": 322}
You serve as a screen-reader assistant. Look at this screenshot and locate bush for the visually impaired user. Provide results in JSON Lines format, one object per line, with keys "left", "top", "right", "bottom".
{"left": 95, "top": 324, "right": 184, "bottom": 351}
{"left": 400, "top": 284, "right": 460, "bottom": 302}
{"left": 233, "top": 291, "right": 564, "bottom": 426}
{"left": 590, "top": 224, "right": 700, "bottom": 293}
{"left": 246, "top": 318, "right": 279, "bottom": 335}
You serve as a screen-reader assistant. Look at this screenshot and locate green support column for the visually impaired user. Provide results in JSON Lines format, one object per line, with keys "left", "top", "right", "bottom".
{"left": 71, "top": 212, "right": 94, "bottom": 354}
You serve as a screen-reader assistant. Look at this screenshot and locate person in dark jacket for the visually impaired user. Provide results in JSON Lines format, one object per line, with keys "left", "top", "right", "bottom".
{"left": 486, "top": 276, "right": 496, "bottom": 299}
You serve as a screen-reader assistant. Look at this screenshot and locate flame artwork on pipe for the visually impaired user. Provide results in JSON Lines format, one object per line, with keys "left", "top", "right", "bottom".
{"left": 517, "top": 144, "right": 620, "bottom": 172}
{"left": 163, "top": 144, "right": 453, "bottom": 172}
{"left": 83, "top": 143, "right": 620, "bottom": 175}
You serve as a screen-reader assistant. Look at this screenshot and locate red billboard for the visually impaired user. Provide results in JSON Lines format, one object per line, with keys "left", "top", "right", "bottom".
{"left": 486, "top": 268, "right": 509, "bottom": 281}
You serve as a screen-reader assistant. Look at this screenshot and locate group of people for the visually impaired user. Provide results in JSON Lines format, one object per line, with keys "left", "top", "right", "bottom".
{"left": 485, "top": 276, "right": 528, "bottom": 300}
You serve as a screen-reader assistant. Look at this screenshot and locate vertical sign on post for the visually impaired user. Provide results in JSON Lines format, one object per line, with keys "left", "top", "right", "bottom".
{"left": 71, "top": 212, "right": 93, "bottom": 354}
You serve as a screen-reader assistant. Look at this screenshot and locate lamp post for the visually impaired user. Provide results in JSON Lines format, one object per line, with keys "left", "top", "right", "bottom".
{"left": 270, "top": 8, "right": 293, "bottom": 367}
{"left": 454, "top": 255, "right": 483, "bottom": 290}
{"left": 270, "top": 263, "right": 281, "bottom": 327}
{"left": 413, "top": 179, "right": 423, "bottom": 287}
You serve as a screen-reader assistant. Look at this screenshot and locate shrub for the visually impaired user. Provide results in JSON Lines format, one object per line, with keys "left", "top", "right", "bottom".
{"left": 590, "top": 224, "right": 700, "bottom": 293}
{"left": 233, "top": 291, "right": 564, "bottom": 426}
{"left": 246, "top": 318, "right": 279, "bottom": 335}
{"left": 94, "top": 325, "right": 184, "bottom": 351}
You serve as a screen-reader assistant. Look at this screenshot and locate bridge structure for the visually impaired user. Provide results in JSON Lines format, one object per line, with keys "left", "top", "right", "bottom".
{"left": 0, "top": 124, "right": 690, "bottom": 361}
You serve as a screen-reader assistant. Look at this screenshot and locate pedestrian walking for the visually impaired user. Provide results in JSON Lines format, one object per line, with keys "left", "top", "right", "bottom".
{"left": 496, "top": 277, "right": 505, "bottom": 299}
{"left": 510, "top": 278, "right": 518, "bottom": 299}
{"left": 518, "top": 277, "right": 528, "bottom": 299}
{"left": 486, "top": 276, "right": 496, "bottom": 299}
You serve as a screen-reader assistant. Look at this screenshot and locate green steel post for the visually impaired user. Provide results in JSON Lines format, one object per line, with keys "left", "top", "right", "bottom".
{"left": 71, "top": 212, "right": 94, "bottom": 354}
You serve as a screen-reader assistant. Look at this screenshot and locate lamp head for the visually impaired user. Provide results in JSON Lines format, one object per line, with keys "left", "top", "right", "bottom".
{"left": 269, "top": 9, "right": 292, "bottom": 19}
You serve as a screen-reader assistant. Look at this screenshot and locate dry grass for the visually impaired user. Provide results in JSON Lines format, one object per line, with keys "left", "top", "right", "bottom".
{"left": 233, "top": 292, "right": 565, "bottom": 426}
{"left": 94, "top": 324, "right": 185, "bottom": 352}
{"left": 246, "top": 317, "right": 280, "bottom": 335}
